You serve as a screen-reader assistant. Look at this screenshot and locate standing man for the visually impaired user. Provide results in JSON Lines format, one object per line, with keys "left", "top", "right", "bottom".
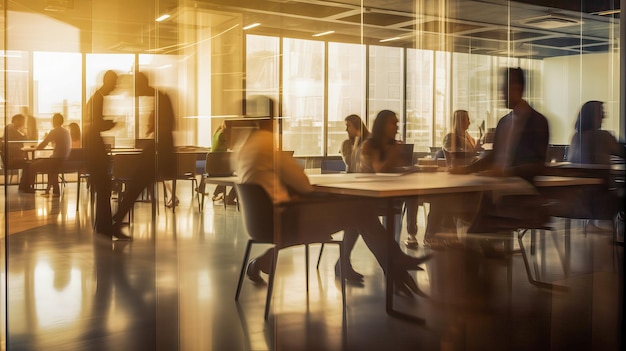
{"left": 19, "top": 113, "right": 71, "bottom": 196}
{"left": 85, "top": 70, "right": 119, "bottom": 238}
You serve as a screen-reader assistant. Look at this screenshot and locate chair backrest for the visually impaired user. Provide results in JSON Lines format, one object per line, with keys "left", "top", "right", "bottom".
{"left": 112, "top": 153, "right": 142, "bottom": 180}
{"left": 321, "top": 159, "right": 346, "bottom": 174}
{"left": 62, "top": 148, "right": 86, "bottom": 172}
{"left": 234, "top": 183, "right": 275, "bottom": 243}
{"left": 176, "top": 153, "right": 198, "bottom": 177}
{"left": 205, "top": 152, "right": 234, "bottom": 176}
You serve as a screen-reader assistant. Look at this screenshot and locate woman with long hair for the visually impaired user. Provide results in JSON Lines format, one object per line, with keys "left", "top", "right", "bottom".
{"left": 361, "top": 110, "right": 420, "bottom": 248}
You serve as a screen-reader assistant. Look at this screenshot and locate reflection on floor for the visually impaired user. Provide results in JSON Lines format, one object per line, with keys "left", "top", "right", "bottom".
{"left": 3, "top": 183, "right": 624, "bottom": 350}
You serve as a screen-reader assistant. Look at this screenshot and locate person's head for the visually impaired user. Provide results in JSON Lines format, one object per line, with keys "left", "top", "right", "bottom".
{"left": 501, "top": 67, "right": 525, "bottom": 109}
{"left": 52, "top": 113, "right": 64, "bottom": 128}
{"left": 11, "top": 114, "right": 25, "bottom": 128}
{"left": 135, "top": 71, "right": 151, "bottom": 96}
{"left": 345, "top": 114, "right": 369, "bottom": 141}
{"left": 101, "top": 70, "right": 118, "bottom": 95}
{"left": 68, "top": 122, "right": 81, "bottom": 141}
{"left": 574, "top": 100, "right": 604, "bottom": 133}
{"left": 371, "top": 110, "right": 399, "bottom": 143}
{"left": 452, "top": 110, "right": 470, "bottom": 133}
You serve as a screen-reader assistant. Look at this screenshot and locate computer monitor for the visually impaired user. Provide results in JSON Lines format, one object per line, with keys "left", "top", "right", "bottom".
{"left": 397, "top": 144, "right": 415, "bottom": 167}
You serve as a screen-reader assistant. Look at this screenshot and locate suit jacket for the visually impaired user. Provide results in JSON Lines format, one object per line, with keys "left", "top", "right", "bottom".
{"left": 470, "top": 102, "right": 549, "bottom": 181}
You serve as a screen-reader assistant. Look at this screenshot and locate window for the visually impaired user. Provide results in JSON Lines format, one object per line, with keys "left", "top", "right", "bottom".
{"left": 406, "top": 49, "right": 434, "bottom": 151}
{"left": 327, "top": 42, "right": 365, "bottom": 156}
{"left": 282, "top": 38, "right": 324, "bottom": 156}
{"left": 368, "top": 46, "right": 404, "bottom": 135}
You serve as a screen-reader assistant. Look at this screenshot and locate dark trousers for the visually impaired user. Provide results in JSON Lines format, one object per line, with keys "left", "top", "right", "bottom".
{"left": 87, "top": 146, "right": 112, "bottom": 234}
{"left": 20, "top": 158, "right": 63, "bottom": 193}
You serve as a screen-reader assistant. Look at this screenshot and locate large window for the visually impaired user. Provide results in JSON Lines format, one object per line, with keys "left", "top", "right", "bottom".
{"left": 33, "top": 52, "right": 82, "bottom": 139}
{"left": 406, "top": 49, "right": 434, "bottom": 151}
{"left": 246, "top": 35, "right": 280, "bottom": 105}
{"left": 368, "top": 45, "right": 404, "bottom": 136}
{"left": 327, "top": 42, "right": 365, "bottom": 156}
{"left": 282, "top": 38, "right": 325, "bottom": 156}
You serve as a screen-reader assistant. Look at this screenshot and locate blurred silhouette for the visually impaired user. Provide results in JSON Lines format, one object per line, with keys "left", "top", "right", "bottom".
{"left": 111, "top": 72, "right": 176, "bottom": 237}
{"left": 428, "top": 67, "right": 551, "bottom": 249}
{"left": 85, "top": 70, "right": 118, "bottom": 237}
{"left": 567, "top": 100, "right": 625, "bottom": 164}
{"left": 340, "top": 114, "right": 369, "bottom": 173}
{"left": 361, "top": 110, "right": 420, "bottom": 248}
{"left": 20, "top": 106, "right": 39, "bottom": 141}
{"left": 335, "top": 114, "right": 370, "bottom": 282}
{"left": 238, "top": 118, "right": 430, "bottom": 293}
{"left": 68, "top": 122, "right": 81, "bottom": 149}
{"left": 210, "top": 120, "right": 237, "bottom": 205}
{"left": 3, "top": 114, "right": 29, "bottom": 186}
{"left": 20, "top": 113, "right": 71, "bottom": 196}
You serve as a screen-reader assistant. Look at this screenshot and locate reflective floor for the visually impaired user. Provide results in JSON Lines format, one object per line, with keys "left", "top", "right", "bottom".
{"left": 2, "top": 182, "right": 624, "bottom": 350}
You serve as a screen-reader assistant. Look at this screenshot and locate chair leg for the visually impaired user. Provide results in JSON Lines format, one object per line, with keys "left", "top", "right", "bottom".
{"left": 76, "top": 172, "right": 81, "bottom": 212}
{"left": 336, "top": 241, "right": 346, "bottom": 309}
{"left": 517, "top": 229, "right": 568, "bottom": 291}
{"left": 172, "top": 180, "right": 177, "bottom": 213}
{"left": 316, "top": 243, "right": 325, "bottom": 269}
{"left": 305, "top": 244, "right": 310, "bottom": 292}
{"left": 265, "top": 249, "right": 279, "bottom": 321}
{"left": 235, "top": 240, "right": 254, "bottom": 301}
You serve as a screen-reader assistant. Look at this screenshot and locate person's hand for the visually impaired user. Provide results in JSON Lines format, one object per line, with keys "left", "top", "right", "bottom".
{"left": 102, "top": 120, "right": 117, "bottom": 131}
{"left": 480, "top": 167, "right": 508, "bottom": 177}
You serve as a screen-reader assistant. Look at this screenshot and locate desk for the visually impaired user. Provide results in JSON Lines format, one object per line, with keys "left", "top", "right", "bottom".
{"left": 311, "top": 172, "right": 602, "bottom": 322}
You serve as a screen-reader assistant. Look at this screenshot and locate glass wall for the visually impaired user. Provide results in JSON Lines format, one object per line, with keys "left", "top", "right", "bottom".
{"left": 0, "top": 0, "right": 622, "bottom": 348}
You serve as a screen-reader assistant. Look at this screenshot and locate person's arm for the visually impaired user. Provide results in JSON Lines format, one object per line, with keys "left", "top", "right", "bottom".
{"left": 36, "top": 130, "right": 53, "bottom": 150}
{"left": 603, "top": 131, "right": 625, "bottom": 159}
{"left": 340, "top": 139, "right": 352, "bottom": 169}
{"left": 278, "top": 152, "right": 314, "bottom": 195}
{"left": 442, "top": 133, "right": 453, "bottom": 151}
{"left": 361, "top": 141, "right": 401, "bottom": 172}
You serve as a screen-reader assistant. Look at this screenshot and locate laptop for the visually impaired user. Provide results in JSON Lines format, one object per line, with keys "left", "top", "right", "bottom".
{"left": 397, "top": 143, "right": 415, "bottom": 167}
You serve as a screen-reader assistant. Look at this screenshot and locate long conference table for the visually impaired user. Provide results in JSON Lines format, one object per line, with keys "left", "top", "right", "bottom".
{"left": 205, "top": 171, "right": 603, "bottom": 322}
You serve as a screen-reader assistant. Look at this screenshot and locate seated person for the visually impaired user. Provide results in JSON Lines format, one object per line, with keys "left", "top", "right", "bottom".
{"left": 567, "top": 100, "right": 624, "bottom": 165}
{"left": 240, "top": 125, "right": 430, "bottom": 294}
{"left": 361, "top": 110, "right": 420, "bottom": 248}
{"left": 425, "top": 110, "right": 478, "bottom": 247}
{"left": 20, "top": 113, "right": 71, "bottom": 196}
{"left": 210, "top": 120, "right": 237, "bottom": 205}
{"left": 432, "top": 68, "right": 550, "bottom": 248}
{"left": 443, "top": 109, "right": 477, "bottom": 157}
{"left": 341, "top": 114, "right": 369, "bottom": 173}
{"left": 549, "top": 101, "right": 625, "bottom": 222}
{"left": 336, "top": 114, "right": 370, "bottom": 281}
{"left": 3, "top": 114, "right": 28, "bottom": 175}
{"left": 68, "top": 122, "right": 81, "bottom": 149}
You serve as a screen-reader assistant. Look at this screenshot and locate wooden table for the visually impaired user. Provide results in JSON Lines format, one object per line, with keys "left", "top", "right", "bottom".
{"left": 310, "top": 172, "right": 602, "bottom": 322}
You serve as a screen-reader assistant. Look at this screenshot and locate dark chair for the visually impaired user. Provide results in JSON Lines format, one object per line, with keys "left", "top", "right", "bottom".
{"left": 467, "top": 191, "right": 563, "bottom": 290}
{"left": 164, "top": 152, "right": 200, "bottom": 212}
{"left": 61, "top": 148, "right": 88, "bottom": 212}
{"left": 234, "top": 183, "right": 346, "bottom": 320}
{"left": 200, "top": 152, "right": 235, "bottom": 210}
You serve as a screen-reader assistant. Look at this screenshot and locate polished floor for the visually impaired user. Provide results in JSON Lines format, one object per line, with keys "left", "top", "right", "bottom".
{"left": 1, "top": 182, "right": 623, "bottom": 351}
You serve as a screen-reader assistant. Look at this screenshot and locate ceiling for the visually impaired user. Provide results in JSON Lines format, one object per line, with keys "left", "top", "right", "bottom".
{"left": 9, "top": 0, "right": 622, "bottom": 59}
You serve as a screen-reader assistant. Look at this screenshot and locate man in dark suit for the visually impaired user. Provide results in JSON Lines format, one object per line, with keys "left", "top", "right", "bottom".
{"left": 451, "top": 67, "right": 549, "bottom": 180}
{"left": 423, "top": 67, "right": 550, "bottom": 248}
